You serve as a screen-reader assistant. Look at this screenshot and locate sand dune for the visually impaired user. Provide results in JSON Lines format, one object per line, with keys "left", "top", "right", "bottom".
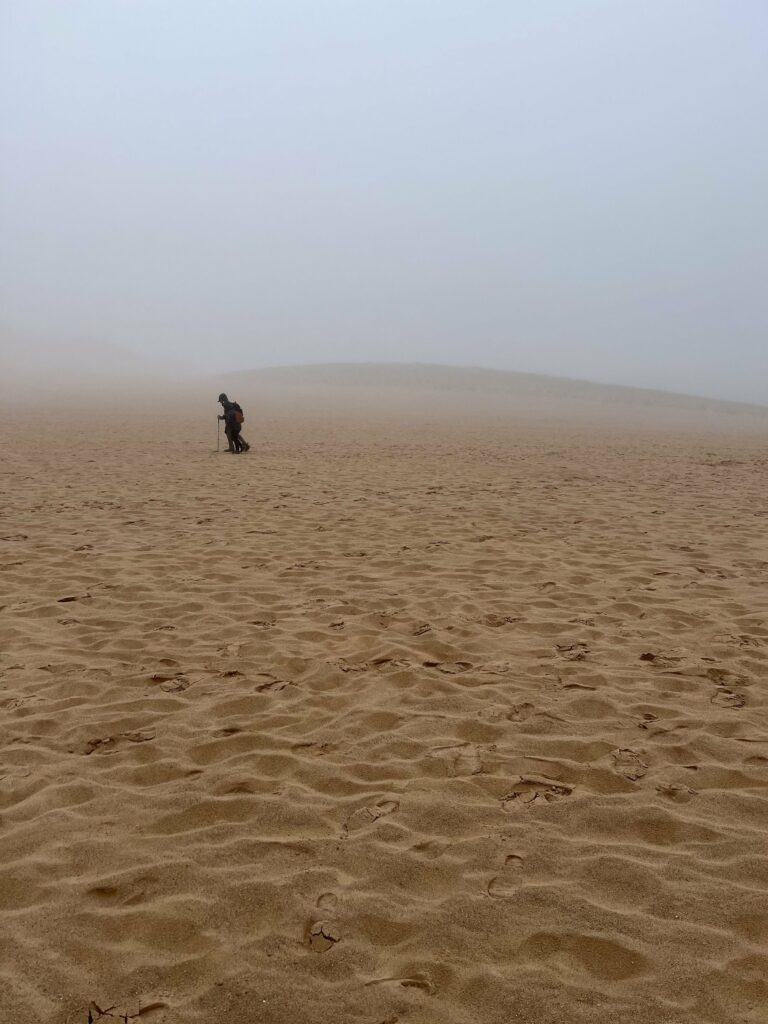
{"left": 1, "top": 379, "right": 767, "bottom": 1023}
{"left": 226, "top": 362, "right": 768, "bottom": 418}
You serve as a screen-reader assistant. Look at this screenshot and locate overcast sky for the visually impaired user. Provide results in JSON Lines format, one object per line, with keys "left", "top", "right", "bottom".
{"left": 1, "top": 1, "right": 766, "bottom": 401}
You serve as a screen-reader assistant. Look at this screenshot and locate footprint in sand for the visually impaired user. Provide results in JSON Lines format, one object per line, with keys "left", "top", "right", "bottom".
{"left": 150, "top": 672, "right": 189, "bottom": 693}
{"left": 429, "top": 743, "right": 484, "bottom": 776}
{"left": 316, "top": 892, "right": 338, "bottom": 912}
{"left": 479, "top": 707, "right": 505, "bottom": 723}
{"left": 88, "top": 1000, "right": 168, "bottom": 1021}
{"left": 338, "top": 658, "right": 410, "bottom": 674}
{"left": 559, "top": 677, "right": 597, "bottom": 691}
{"left": 611, "top": 748, "right": 648, "bottom": 781}
{"left": 365, "top": 972, "right": 435, "bottom": 995}
{"left": 488, "top": 853, "right": 525, "bottom": 898}
{"left": 307, "top": 892, "right": 341, "bottom": 953}
{"left": 291, "top": 740, "right": 336, "bottom": 757}
{"left": 423, "top": 660, "right": 472, "bottom": 674}
{"left": 639, "top": 650, "right": 683, "bottom": 667}
{"left": 555, "top": 642, "right": 590, "bottom": 662}
{"left": 85, "top": 881, "right": 147, "bottom": 907}
{"left": 706, "top": 667, "right": 749, "bottom": 686}
{"left": 76, "top": 730, "right": 156, "bottom": 756}
{"left": 711, "top": 688, "right": 746, "bottom": 709}
{"left": 308, "top": 920, "right": 340, "bottom": 952}
{"left": 656, "top": 782, "right": 697, "bottom": 803}
{"left": 160, "top": 677, "right": 189, "bottom": 693}
{"left": 638, "top": 712, "right": 658, "bottom": 728}
{"left": 410, "top": 839, "right": 450, "bottom": 859}
{"left": 344, "top": 798, "right": 400, "bottom": 833}
{"left": 370, "top": 657, "right": 411, "bottom": 670}
{"left": 500, "top": 776, "right": 573, "bottom": 810}
{"left": 714, "top": 633, "right": 763, "bottom": 649}
{"left": 0, "top": 696, "right": 36, "bottom": 710}
{"left": 483, "top": 613, "right": 520, "bottom": 627}
{"left": 254, "top": 673, "right": 291, "bottom": 693}
{"left": 507, "top": 702, "right": 535, "bottom": 722}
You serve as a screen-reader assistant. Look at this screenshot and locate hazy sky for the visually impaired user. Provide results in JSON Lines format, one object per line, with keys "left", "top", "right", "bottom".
{"left": 1, "top": 1, "right": 767, "bottom": 401}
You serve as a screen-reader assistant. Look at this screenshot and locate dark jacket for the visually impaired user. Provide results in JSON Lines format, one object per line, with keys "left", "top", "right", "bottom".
{"left": 221, "top": 400, "right": 243, "bottom": 429}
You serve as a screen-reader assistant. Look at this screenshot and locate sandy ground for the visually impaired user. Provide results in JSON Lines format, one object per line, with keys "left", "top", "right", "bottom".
{"left": 1, "top": 390, "right": 768, "bottom": 1024}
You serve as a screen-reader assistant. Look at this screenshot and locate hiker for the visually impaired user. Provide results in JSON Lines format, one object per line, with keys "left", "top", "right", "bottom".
{"left": 218, "top": 393, "right": 250, "bottom": 454}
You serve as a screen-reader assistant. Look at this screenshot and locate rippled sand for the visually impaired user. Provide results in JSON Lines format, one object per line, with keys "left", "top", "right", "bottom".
{"left": 1, "top": 383, "right": 767, "bottom": 1024}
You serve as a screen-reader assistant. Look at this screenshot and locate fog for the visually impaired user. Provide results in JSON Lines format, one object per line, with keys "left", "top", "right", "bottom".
{"left": 1, "top": 1, "right": 767, "bottom": 403}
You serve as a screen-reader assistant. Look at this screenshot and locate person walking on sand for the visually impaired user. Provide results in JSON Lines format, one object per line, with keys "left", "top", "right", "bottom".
{"left": 217, "top": 393, "right": 250, "bottom": 454}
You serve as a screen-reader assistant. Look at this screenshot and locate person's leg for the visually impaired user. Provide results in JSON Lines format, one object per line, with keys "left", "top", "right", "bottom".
{"left": 240, "top": 435, "right": 250, "bottom": 451}
{"left": 225, "top": 426, "right": 235, "bottom": 452}
{"left": 232, "top": 427, "right": 243, "bottom": 453}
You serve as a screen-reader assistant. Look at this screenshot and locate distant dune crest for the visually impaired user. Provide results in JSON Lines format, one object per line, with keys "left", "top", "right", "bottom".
{"left": 2, "top": 355, "right": 766, "bottom": 420}
{"left": 225, "top": 362, "right": 768, "bottom": 416}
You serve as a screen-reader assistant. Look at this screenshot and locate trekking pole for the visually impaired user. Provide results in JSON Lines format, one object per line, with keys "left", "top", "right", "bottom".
{"left": 216, "top": 417, "right": 220, "bottom": 453}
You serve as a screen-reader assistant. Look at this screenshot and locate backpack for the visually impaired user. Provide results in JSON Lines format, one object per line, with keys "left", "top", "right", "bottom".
{"left": 233, "top": 402, "right": 244, "bottom": 424}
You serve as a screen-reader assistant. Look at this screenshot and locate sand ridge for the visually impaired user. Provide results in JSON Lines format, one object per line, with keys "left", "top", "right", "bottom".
{"left": 1, "top": 402, "right": 767, "bottom": 1023}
